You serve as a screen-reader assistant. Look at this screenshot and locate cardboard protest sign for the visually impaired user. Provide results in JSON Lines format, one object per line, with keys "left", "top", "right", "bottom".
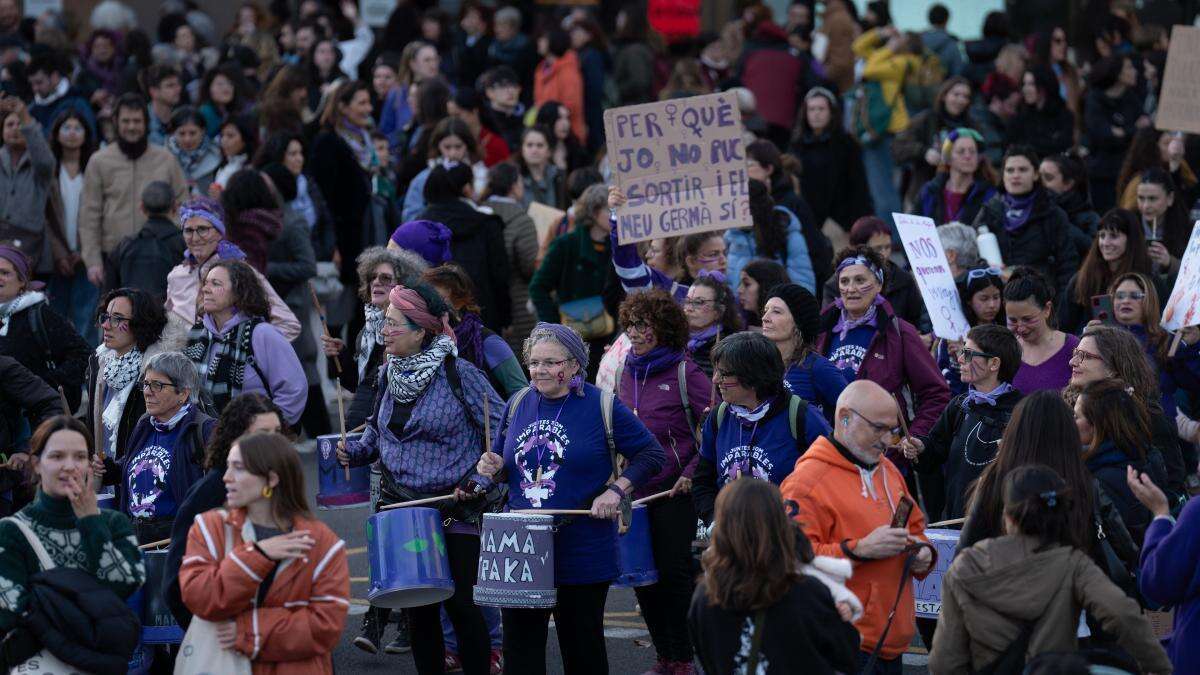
{"left": 894, "top": 213, "right": 969, "bottom": 340}
{"left": 1161, "top": 221, "right": 1200, "bottom": 330}
{"left": 1156, "top": 26, "right": 1200, "bottom": 134}
{"left": 913, "top": 529, "right": 959, "bottom": 618}
{"left": 605, "top": 92, "right": 750, "bottom": 245}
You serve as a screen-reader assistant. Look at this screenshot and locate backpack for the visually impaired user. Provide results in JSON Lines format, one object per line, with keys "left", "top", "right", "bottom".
{"left": 903, "top": 50, "right": 947, "bottom": 115}
{"left": 1, "top": 516, "right": 140, "bottom": 675}
{"left": 110, "top": 226, "right": 184, "bottom": 303}
{"left": 611, "top": 360, "right": 699, "bottom": 444}
{"left": 848, "top": 62, "right": 911, "bottom": 144}
{"left": 714, "top": 395, "right": 808, "bottom": 450}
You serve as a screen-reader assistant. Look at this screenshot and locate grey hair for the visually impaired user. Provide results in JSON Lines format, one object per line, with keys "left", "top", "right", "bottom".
{"left": 143, "top": 351, "right": 199, "bottom": 402}
{"left": 355, "top": 246, "right": 428, "bottom": 303}
{"left": 521, "top": 327, "right": 577, "bottom": 370}
{"left": 937, "top": 222, "right": 979, "bottom": 268}
{"left": 495, "top": 6, "right": 521, "bottom": 28}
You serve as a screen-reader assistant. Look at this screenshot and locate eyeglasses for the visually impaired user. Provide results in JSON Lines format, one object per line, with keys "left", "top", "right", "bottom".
{"left": 139, "top": 379, "right": 177, "bottom": 393}
{"left": 1070, "top": 348, "right": 1103, "bottom": 363}
{"left": 182, "top": 225, "right": 215, "bottom": 238}
{"left": 967, "top": 267, "right": 1002, "bottom": 281}
{"left": 682, "top": 299, "right": 714, "bottom": 309}
{"left": 957, "top": 348, "right": 996, "bottom": 361}
{"left": 695, "top": 251, "right": 726, "bottom": 263}
{"left": 527, "top": 358, "right": 570, "bottom": 370}
{"left": 382, "top": 318, "right": 417, "bottom": 333}
{"left": 97, "top": 312, "right": 130, "bottom": 327}
{"left": 625, "top": 321, "right": 652, "bottom": 334}
{"left": 1114, "top": 291, "right": 1146, "bottom": 301}
{"left": 368, "top": 273, "right": 396, "bottom": 285}
{"left": 847, "top": 408, "right": 903, "bottom": 441}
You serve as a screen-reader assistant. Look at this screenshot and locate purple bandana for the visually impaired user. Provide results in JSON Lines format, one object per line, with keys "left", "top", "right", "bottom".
{"left": 1001, "top": 192, "right": 1036, "bottom": 232}
{"left": 831, "top": 295, "right": 884, "bottom": 341}
{"left": 625, "top": 345, "right": 683, "bottom": 376}
{"left": 687, "top": 324, "right": 720, "bottom": 354}
{"left": 961, "top": 382, "right": 1015, "bottom": 411}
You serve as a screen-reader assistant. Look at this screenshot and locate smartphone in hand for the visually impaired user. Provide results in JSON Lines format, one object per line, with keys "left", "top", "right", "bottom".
{"left": 891, "top": 495, "right": 914, "bottom": 529}
{"left": 1091, "top": 294, "right": 1115, "bottom": 325}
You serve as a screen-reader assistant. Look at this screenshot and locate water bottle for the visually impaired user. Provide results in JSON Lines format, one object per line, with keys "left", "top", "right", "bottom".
{"left": 976, "top": 225, "right": 1004, "bottom": 268}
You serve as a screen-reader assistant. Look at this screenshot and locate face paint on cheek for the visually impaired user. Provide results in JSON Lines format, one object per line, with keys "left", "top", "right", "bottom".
{"left": 557, "top": 372, "right": 564, "bottom": 383}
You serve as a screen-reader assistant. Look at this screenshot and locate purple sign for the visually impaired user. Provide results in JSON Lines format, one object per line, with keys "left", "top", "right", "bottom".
{"left": 474, "top": 512, "right": 556, "bottom": 608}
{"left": 913, "top": 528, "right": 960, "bottom": 618}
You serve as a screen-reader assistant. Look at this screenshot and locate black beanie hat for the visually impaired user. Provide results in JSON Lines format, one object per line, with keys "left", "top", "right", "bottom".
{"left": 766, "top": 283, "right": 820, "bottom": 345}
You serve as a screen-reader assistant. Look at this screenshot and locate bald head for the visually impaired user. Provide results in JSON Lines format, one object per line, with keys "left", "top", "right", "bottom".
{"left": 834, "top": 380, "right": 901, "bottom": 463}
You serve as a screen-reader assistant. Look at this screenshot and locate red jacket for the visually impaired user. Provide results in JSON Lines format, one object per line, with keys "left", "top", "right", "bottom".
{"left": 179, "top": 508, "right": 350, "bottom": 675}
{"left": 780, "top": 435, "right": 936, "bottom": 660}
{"left": 479, "top": 127, "right": 511, "bottom": 167}
{"left": 534, "top": 50, "right": 587, "bottom": 143}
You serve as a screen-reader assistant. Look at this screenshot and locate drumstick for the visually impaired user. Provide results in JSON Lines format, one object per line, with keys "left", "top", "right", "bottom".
{"left": 137, "top": 538, "right": 171, "bottom": 550}
{"left": 929, "top": 517, "right": 965, "bottom": 528}
{"left": 336, "top": 380, "right": 350, "bottom": 482}
{"left": 514, "top": 508, "right": 593, "bottom": 516}
{"left": 893, "top": 393, "right": 911, "bottom": 440}
{"left": 351, "top": 422, "right": 367, "bottom": 434}
{"left": 633, "top": 490, "right": 672, "bottom": 506}
{"left": 308, "top": 282, "right": 342, "bottom": 375}
{"left": 380, "top": 494, "right": 457, "bottom": 510}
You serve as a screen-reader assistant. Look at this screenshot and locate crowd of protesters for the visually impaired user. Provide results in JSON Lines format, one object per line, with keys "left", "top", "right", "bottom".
{"left": 0, "top": 0, "right": 1196, "bottom": 674}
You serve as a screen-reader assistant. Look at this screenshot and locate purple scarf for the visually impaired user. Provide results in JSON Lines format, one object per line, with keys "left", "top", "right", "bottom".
{"left": 687, "top": 324, "right": 720, "bottom": 354}
{"left": 1001, "top": 191, "right": 1037, "bottom": 232}
{"left": 625, "top": 346, "right": 683, "bottom": 377}
{"left": 454, "top": 311, "right": 486, "bottom": 370}
{"left": 831, "top": 295, "right": 884, "bottom": 341}
{"left": 187, "top": 239, "right": 246, "bottom": 265}
{"left": 961, "top": 382, "right": 1015, "bottom": 411}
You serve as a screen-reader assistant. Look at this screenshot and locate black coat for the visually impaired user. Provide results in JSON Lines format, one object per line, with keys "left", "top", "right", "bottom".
{"left": 1052, "top": 189, "right": 1101, "bottom": 264}
{"left": 84, "top": 353, "right": 147, "bottom": 463}
{"left": 1008, "top": 100, "right": 1076, "bottom": 160}
{"left": 688, "top": 576, "right": 860, "bottom": 675}
{"left": 108, "top": 216, "right": 187, "bottom": 304}
{"left": 973, "top": 188, "right": 1079, "bottom": 296}
{"left": 417, "top": 199, "right": 512, "bottom": 331}
{"left": 914, "top": 173, "right": 996, "bottom": 226}
{"left": 791, "top": 130, "right": 873, "bottom": 231}
{"left": 1086, "top": 442, "right": 1170, "bottom": 547}
{"left": 822, "top": 261, "right": 930, "bottom": 333}
{"left": 771, "top": 178, "right": 831, "bottom": 287}
{"left": 163, "top": 468, "right": 226, "bottom": 629}
{"left": 0, "top": 299, "right": 90, "bottom": 412}
{"left": 917, "top": 389, "right": 1022, "bottom": 521}
{"left": 309, "top": 131, "right": 371, "bottom": 283}
{"left": 0, "top": 354, "right": 60, "bottom": 452}
{"left": 1083, "top": 88, "right": 1142, "bottom": 181}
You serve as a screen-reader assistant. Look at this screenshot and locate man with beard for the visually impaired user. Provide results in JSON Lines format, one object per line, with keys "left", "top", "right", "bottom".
{"left": 79, "top": 94, "right": 187, "bottom": 290}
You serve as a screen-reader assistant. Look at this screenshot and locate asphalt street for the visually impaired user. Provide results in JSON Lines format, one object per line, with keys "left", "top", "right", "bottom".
{"left": 296, "top": 447, "right": 930, "bottom": 675}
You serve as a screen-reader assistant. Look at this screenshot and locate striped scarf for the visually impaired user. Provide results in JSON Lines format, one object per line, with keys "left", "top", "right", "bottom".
{"left": 183, "top": 317, "right": 261, "bottom": 412}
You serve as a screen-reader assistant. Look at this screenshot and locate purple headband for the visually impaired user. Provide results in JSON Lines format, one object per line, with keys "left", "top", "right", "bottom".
{"left": 179, "top": 197, "right": 227, "bottom": 235}
{"left": 531, "top": 322, "right": 589, "bottom": 395}
{"left": 836, "top": 255, "right": 884, "bottom": 284}
{"left": 0, "top": 246, "right": 43, "bottom": 290}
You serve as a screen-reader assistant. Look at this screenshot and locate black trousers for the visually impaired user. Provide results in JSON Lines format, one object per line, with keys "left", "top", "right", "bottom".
{"left": 502, "top": 582, "right": 610, "bottom": 675}
{"left": 405, "top": 532, "right": 491, "bottom": 675}
{"left": 633, "top": 493, "right": 696, "bottom": 663}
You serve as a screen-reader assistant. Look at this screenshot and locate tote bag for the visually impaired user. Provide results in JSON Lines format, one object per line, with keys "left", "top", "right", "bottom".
{"left": 5, "top": 517, "right": 88, "bottom": 675}
{"left": 172, "top": 520, "right": 252, "bottom": 675}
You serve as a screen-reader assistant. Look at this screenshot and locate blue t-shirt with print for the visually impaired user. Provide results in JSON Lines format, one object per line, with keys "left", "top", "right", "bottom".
{"left": 500, "top": 385, "right": 661, "bottom": 585}
{"left": 827, "top": 325, "right": 876, "bottom": 381}
{"left": 698, "top": 395, "right": 831, "bottom": 489}
{"left": 125, "top": 423, "right": 187, "bottom": 519}
{"left": 783, "top": 352, "right": 849, "bottom": 421}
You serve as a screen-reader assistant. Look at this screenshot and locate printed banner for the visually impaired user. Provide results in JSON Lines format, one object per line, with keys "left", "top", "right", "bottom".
{"left": 1161, "top": 221, "right": 1200, "bottom": 330}
{"left": 605, "top": 92, "right": 749, "bottom": 245}
{"left": 894, "top": 213, "right": 969, "bottom": 340}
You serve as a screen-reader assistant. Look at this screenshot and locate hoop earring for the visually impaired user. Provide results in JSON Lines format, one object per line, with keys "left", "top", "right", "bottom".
{"left": 261, "top": 485, "right": 273, "bottom": 498}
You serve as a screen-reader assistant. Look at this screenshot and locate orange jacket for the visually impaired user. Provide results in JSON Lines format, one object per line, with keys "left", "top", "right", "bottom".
{"left": 779, "top": 435, "right": 936, "bottom": 660}
{"left": 534, "top": 50, "right": 587, "bottom": 143}
{"left": 179, "top": 508, "right": 350, "bottom": 675}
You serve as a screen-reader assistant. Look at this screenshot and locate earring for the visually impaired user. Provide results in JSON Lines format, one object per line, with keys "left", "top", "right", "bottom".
{"left": 261, "top": 485, "right": 273, "bottom": 498}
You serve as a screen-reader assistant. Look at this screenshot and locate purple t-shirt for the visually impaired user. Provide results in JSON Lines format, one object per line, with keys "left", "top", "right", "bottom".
{"left": 1013, "top": 333, "right": 1080, "bottom": 394}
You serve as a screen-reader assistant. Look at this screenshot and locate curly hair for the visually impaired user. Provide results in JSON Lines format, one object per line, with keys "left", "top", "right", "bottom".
{"left": 207, "top": 259, "right": 270, "bottom": 319}
{"left": 204, "top": 392, "right": 286, "bottom": 470}
{"left": 618, "top": 289, "right": 689, "bottom": 352}
{"left": 97, "top": 288, "right": 168, "bottom": 352}
{"left": 355, "top": 246, "right": 427, "bottom": 304}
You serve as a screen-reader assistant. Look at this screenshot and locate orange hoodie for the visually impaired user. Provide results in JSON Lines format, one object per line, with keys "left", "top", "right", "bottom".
{"left": 179, "top": 508, "right": 350, "bottom": 675}
{"left": 779, "top": 435, "right": 936, "bottom": 660}
{"left": 534, "top": 50, "right": 587, "bottom": 143}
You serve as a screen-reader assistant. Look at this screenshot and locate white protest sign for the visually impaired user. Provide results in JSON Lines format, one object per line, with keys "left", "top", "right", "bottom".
{"left": 894, "top": 213, "right": 969, "bottom": 340}
{"left": 605, "top": 92, "right": 749, "bottom": 245}
{"left": 1161, "top": 221, "right": 1200, "bottom": 330}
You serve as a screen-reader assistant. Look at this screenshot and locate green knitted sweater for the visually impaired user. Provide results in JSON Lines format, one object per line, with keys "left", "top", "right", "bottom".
{"left": 0, "top": 490, "right": 145, "bottom": 636}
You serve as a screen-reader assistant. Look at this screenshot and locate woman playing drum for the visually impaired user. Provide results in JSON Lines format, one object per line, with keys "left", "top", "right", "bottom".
{"left": 338, "top": 283, "right": 503, "bottom": 674}
{"left": 476, "top": 322, "right": 665, "bottom": 675}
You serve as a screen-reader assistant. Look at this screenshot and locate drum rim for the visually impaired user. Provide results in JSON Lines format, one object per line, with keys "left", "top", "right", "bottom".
{"left": 483, "top": 512, "right": 556, "bottom": 521}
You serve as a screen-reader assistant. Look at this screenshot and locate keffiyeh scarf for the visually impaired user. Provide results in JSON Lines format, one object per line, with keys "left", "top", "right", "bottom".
{"left": 98, "top": 345, "right": 144, "bottom": 458}
{"left": 386, "top": 334, "right": 456, "bottom": 404}
{"left": 357, "top": 304, "right": 385, "bottom": 382}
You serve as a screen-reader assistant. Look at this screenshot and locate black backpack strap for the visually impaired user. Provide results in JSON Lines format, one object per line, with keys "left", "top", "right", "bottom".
{"left": 28, "top": 303, "right": 54, "bottom": 371}
{"left": 443, "top": 354, "right": 482, "bottom": 433}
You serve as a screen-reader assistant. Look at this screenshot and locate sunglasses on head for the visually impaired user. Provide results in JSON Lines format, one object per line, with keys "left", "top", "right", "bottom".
{"left": 967, "top": 267, "right": 1002, "bottom": 281}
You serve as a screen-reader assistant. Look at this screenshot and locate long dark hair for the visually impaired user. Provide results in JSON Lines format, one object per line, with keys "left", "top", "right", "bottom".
{"left": 701, "top": 478, "right": 804, "bottom": 611}
{"left": 691, "top": 274, "right": 745, "bottom": 335}
{"left": 208, "top": 259, "right": 270, "bottom": 319}
{"left": 221, "top": 169, "right": 279, "bottom": 224}
{"left": 1138, "top": 167, "right": 1191, "bottom": 258}
{"left": 1078, "top": 379, "right": 1149, "bottom": 462}
{"left": 1073, "top": 209, "right": 1151, "bottom": 306}
{"left": 1004, "top": 464, "right": 1076, "bottom": 551}
{"left": 965, "top": 391, "right": 1094, "bottom": 549}
{"left": 49, "top": 109, "right": 97, "bottom": 171}
{"left": 742, "top": 259, "right": 790, "bottom": 325}
{"left": 205, "top": 393, "right": 285, "bottom": 470}
{"left": 748, "top": 179, "right": 788, "bottom": 261}
{"left": 234, "top": 432, "right": 312, "bottom": 524}
{"left": 1116, "top": 128, "right": 1167, "bottom": 199}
